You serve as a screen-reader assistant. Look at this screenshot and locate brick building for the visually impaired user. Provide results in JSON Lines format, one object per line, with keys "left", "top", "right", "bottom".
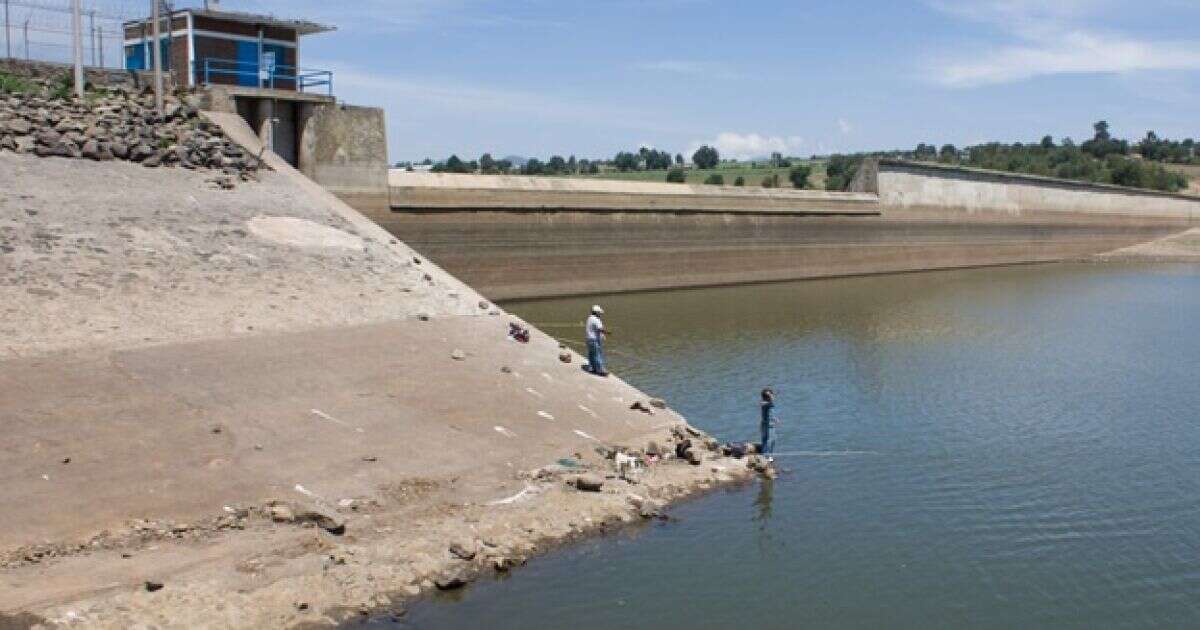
{"left": 123, "top": 3, "right": 333, "bottom": 93}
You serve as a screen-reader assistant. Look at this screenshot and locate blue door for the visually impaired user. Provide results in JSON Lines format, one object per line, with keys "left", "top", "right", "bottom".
{"left": 235, "top": 41, "right": 258, "bottom": 87}
{"left": 125, "top": 44, "right": 145, "bottom": 70}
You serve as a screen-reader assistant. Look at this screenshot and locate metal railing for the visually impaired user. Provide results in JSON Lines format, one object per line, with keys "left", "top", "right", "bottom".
{"left": 196, "top": 58, "right": 332, "bottom": 95}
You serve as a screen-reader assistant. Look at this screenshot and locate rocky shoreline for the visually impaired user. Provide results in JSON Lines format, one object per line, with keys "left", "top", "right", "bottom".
{"left": 14, "top": 422, "right": 768, "bottom": 629}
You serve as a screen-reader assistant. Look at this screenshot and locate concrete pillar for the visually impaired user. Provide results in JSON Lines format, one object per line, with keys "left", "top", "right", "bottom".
{"left": 254, "top": 98, "right": 272, "bottom": 153}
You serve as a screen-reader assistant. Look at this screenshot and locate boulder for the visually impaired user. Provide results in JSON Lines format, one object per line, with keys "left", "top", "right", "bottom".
{"left": 35, "top": 130, "right": 61, "bottom": 146}
{"left": 448, "top": 540, "right": 478, "bottom": 561}
{"left": 81, "top": 139, "right": 101, "bottom": 160}
{"left": 648, "top": 397, "right": 667, "bottom": 409}
{"left": 5, "top": 119, "right": 31, "bottom": 135}
{"left": 292, "top": 501, "right": 346, "bottom": 535}
{"left": 558, "top": 351, "right": 572, "bottom": 363}
{"left": 267, "top": 503, "right": 295, "bottom": 523}
{"left": 129, "top": 143, "right": 154, "bottom": 162}
{"left": 571, "top": 474, "right": 604, "bottom": 492}
{"left": 433, "top": 568, "right": 468, "bottom": 590}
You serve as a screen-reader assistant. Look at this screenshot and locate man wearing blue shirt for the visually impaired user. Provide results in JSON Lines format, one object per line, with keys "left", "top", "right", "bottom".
{"left": 760, "top": 388, "right": 779, "bottom": 462}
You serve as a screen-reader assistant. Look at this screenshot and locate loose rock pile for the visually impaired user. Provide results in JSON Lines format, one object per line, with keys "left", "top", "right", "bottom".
{"left": 0, "top": 72, "right": 263, "bottom": 187}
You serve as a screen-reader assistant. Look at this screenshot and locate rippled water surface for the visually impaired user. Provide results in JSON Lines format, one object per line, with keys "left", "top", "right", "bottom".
{"left": 381, "top": 263, "right": 1200, "bottom": 629}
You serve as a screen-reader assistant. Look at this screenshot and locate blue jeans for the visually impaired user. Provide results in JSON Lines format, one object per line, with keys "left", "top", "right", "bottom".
{"left": 760, "top": 424, "right": 775, "bottom": 454}
{"left": 586, "top": 338, "right": 607, "bottom": 375}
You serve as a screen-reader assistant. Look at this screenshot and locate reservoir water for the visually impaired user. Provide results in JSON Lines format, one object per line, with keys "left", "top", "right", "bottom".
{"left": 381, "top": 263, "right": 1200, "bottom": 629}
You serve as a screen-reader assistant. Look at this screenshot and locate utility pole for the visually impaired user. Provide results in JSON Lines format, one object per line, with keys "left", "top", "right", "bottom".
{"left": 89, "top": 10, "right": 95, "bottom": 66}
{"left": 151, "top": 0, "right": 163, "bottom": 113}
{"left": 71, "top": 0, "right": 84, "bottom": 98}
{"left": 97, "top": 26, "right": 103, "bottom": 68}
{"left": 23, "top": 17, "right": 27, "bottom": 60}
{"left": 4, "top": 0, "right": 11, "bottom": 60}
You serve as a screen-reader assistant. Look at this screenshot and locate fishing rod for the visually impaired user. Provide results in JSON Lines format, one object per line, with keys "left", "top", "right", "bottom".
{"left": 554, "top": 336, "right": 666, "bottom": 367}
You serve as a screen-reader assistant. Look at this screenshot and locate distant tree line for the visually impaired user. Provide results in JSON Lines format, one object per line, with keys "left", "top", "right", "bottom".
{"left": 422, "top": 144, "right": 726, "bottom": 178}
{"left": 821, "top": 121, "right": 1194, "bottom": 193}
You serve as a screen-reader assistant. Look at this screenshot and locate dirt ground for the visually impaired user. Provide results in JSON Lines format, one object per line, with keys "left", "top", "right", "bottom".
{"left": 0, "top": 152, "right": 757, "bottom": 628}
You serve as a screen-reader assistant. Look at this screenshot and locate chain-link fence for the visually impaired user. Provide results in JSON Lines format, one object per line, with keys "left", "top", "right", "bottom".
{"left": 0, "top": 0, "right": 170, "bottom": 69}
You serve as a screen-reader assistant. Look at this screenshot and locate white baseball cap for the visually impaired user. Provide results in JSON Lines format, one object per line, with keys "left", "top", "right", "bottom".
{"left": 591, "top": 305, "right": 604, "bottom": 314}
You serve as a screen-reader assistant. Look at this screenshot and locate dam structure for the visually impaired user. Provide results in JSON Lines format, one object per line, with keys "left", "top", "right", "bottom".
{"left": 375, "top": 161, "right": 1198, "bottom": 300}
{"left": 0, "top": 26, "right": 751, "bottom": 630}
{"left": 2, "top": 19, "right": 1199, "bottom": 625}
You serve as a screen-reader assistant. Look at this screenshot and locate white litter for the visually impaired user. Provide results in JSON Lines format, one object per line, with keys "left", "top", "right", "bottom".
{"left": 578, "top": 404, "right": 598, "bottom": 417}
{"left": 494, "top": 425, "right": 517, "bottom": 438}
{"left": 525, "top": 387, "right": 544, "bottom": 398}
{"left": 311, "top": 408, "right": 350, "bottom": 427}
{"left": 537, "top": 411, "right": 555, "bottom": 420}
{"left": 488, "top": 484, "right": 537, "bottom": 506}
{"left": 573, "top": 429, "right": 599, "bottom": 441}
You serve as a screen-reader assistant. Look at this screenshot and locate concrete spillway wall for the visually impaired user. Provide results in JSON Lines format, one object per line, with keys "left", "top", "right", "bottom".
{"left": 389, "top": 171, "right": 880, "bottom": 214}
{"left": 376, "top": 161, "right": 1198, "bottom": 301}
{"left": 855, "top": 158, "right": 1200, "bottom": 219}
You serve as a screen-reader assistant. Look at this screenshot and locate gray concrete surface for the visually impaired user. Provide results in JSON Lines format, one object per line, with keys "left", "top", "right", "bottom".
{"left": 856, "top": 158, "right": 1200, "bottom": 218}
{"left": 0, "top": 151, "right": 480, "bottom": 360}
{"left": 388, "top": 171, "right": 880, "bottom": 214}
{"left": 300, "top": 104, "right": 390, "bottom": 214}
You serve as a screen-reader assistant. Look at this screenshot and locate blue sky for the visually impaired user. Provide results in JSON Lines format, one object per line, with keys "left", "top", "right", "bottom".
{"left": 231, "top": 0, "right": 1200, "bottom": 162}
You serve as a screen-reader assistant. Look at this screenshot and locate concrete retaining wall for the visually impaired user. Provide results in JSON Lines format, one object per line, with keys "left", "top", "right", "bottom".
{"left": 376, "top": 208, "right": 1187, "bottom": 300}
{"left": 856, "top": 158, "right": 1200, "bottom": 219}
{"left": 299, "top": 104, "right": 390, "bottom": 214}
{"left": 389, "top": 171, "right": 880, "bottom": 214}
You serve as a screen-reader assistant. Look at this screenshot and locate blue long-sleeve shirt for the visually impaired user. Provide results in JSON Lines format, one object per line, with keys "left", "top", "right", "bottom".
{"left": 761, "top": 400, "right": 776, "bottom": 430}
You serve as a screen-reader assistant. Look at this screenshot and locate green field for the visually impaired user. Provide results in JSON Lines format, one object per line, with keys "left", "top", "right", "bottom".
{"left": 559, "top": 161, "right": 827, "bottom": 189}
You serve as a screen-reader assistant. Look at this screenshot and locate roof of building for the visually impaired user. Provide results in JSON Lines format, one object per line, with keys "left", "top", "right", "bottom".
{"left": 125, "top": 8, "right": 336, "bottom": 36}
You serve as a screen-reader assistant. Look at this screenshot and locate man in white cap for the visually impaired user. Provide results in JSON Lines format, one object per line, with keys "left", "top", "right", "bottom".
{"left": 585, "top": 305, "right": 611, "bottom": 376}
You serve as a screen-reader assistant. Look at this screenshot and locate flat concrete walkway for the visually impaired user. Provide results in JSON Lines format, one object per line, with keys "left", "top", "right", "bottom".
{"left": 0, "top": 314, "right": 670, "bottom": 553}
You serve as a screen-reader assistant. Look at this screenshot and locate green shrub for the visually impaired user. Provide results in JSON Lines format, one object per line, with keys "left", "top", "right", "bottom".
{"left": 0, "top": 71, "right": 35, "bottom": 94}
{"left": 703, "top": 173, "right": 724, "bottom": 185}
{"left": 734, "top": 176, "right": 745, "bottom": 186}
{"left": 49, "top": 72, "right": 79, "bottom": 100}
{"left": 666, "top": 168, "right": 686, "bottom": 183}
{"left": 761, "top": 174, "right": 779, "bottom": 188}
{"left": 788, "top": 165, "right": 811, "bottom": 188}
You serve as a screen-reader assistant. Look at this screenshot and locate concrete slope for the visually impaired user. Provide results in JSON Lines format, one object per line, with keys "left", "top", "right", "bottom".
{"left": 0, "top": 149, "right": 482, "bottom": 360}
{"left": 0, "top": 120, "right": 707, "bottom": 619}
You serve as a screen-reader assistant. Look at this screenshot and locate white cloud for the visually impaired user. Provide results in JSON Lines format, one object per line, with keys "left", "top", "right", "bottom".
{"left": 837, "top": 118, "right": 853, "bottom": 135}
{"left": 688, "top": 132, "right": 804, "bottom": 160}
{"left": 634, "top": 60, "right": 740, "bottom": 79}
{"left": 932, "top": 32, "right": 1200, "bottom": 87}
{"left": 925, "top": 0, "right": 1200, "bottom": 87}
